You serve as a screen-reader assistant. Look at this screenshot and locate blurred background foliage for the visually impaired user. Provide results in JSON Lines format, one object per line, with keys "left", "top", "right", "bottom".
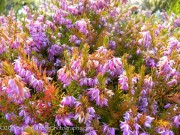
{"left": 140, "top": 0, "right": 180, "bottom": 15}
{"left": 0, "top": 0, "right": 179, "bottom": 16}
{"left": 0, "top": 0, "right": 40, "bottom": 16}
{"left": 168, "top": 0, "right": 180, "bottom": 15}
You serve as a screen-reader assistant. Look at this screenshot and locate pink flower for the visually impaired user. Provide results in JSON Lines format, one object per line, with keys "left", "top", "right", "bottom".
{"left": 102, "top": 124, "right": 115, "bottom": 135}
{"left": 10, "top": 125, "right": 24, "bottom": 135}
{"left": 156, "top": 127, "right": 174, "bottom": 135}
{"left": 143, "top": 116, "right": 154, "bottom": 128}
{"left": 118, "top": 75, "right": 128, "bottom": 91}
{"left": 87, "top": 88, "right": 108, "bottom": 107}
{"left": 61, "top": 96, "right": 76, "bottom": 107}
{"left": 139, "top": 31, "right": 152, "bottom": 49}
{"left": 120, "top": 122, "right": 132, "bottom": 135}
{"left": 173, "top": 115, "right": 180, "bottom": 128}
{"left": 55, "top": 115, "right": 74, "bottom": 127}
{"left": 103, "top": 57, "right": 123, "bottom": 77}
{"left": 75, "top": 19, "right": 88, "bottom": 35}
{"left": 6, "top": 79, "right": 30, "bottom": 104}
{"left": 157, "top": 56, "right": 175, "bottom": 81}
{"left": 58, "top": 68, "right": 72, "bottom": 87}
{"left": 80, "top": 78, "right": 98, "bottom": 87}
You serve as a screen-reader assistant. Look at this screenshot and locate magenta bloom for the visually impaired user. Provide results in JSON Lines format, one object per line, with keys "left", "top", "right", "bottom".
{"left": 5, "top": 113, "right": 16, "bottom": 122}
{"left": 139, "top": 31, "right": 152, "bottom": 49}
{"left": 157, "top": 56, "right": 175, "bottom": 81}
{"left": 87, "top": 107, "right": 96, "bottom": 120}
{"left": 164, "top": 103, "right": 171, "bottom": 109}
{"left": 145, "top": 56, "right": 156, "bottom": 67}
{"left": 168, "top": 37, "right": 179, "bottom": 50}
{"left": 58, "top": 68, "right": 72, "bottom": 87}
{"left": 19, "top": 107, "right": 34, "bottom": 125}
{"left": 70, "top": 35, "right": 78, "bottom": 43}
{"left": 14, "top": 59, "right": 44, "bottom": 92}
{"left": 80, "top": 78, "right": 98, "bottom": 87}
{"left": 156, "top": 127, "right": 174, "bottom": 135}
{"left": 75, "top": 19, "right": 88, "bottom": 35}
{"left": 0, "top": 37, "right": 8, "bottom": 54}
{"left": 55, "top": 114, "right": 74, "bottom": 127}
{"left": 102, "top": 124, "right": 115, "bottom": 135}
{"left": 120, "top": 121, "right": 132, "bottom": 135}
{"left": 48, "top": 44, "right": 63, "bottom": 61}
{"left": 167, "top": 79, "right": 177, "bottom": 87}
{"left": 173, "top": 115, "right": 180, "bottom": 128}
{"left": 108, "top": 40, "right": 116, "bottom": 50}
{"left": 33, "top": 122, "right": 49, "bottom": 134}
{"left": 87, "top": 88, "right": 108, "bottom": 107}
{"left": 103, "top": 57, "right": 123, "bottom": 77}
{"left": 120, "top": 110, "right": 154, "bottom": 135}
{"left": 29, "top": 21, "right": 49, "bottom": 52}
{"left": 10, "top": 125, "right": 24, "bottom": 135}
{"left": 6, "top": 79, "right": 30, "bottom": 104}
{"left": 85, "top": 130, "right": 97, "bottom": 135}
{"left": 57, "top": 59, "right": 84, "bottom": 87}
{"left": 174, "top": 17, "right": 180, "bottom": 28}
{"left": 11, "top": 40, "right": 20, "bottom": 49}
{"left": 61, "top": 96, "right": 76, "bottom": 107}
{"left": 138, "top": 97, "right": 148, "bottom": 113}
{"left": 142, "top": 115, "right": 154, "bottom": 128}
{"left": 118, "top": 75, "right": 128, "bottom": 91}
{"left": 164, "top": 37, "right": 179, "bottom": 55}
{"left": 96, "top": 46, "right": 108, "bottom": 56}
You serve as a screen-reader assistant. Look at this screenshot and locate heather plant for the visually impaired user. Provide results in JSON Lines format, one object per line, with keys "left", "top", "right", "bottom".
{"left": 0, "top": 0, "right": 180, "bottom": 135}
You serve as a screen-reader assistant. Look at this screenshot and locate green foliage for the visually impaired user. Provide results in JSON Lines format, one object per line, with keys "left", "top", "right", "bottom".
{"left": 141, "top": 0, "right": 171, "bottom": 13}
{"left": 0, "top": 0, "right": 38, "bottom": 16}
{"left": 136, "top": 0, "right": 180, "bottom": 15}
{"left": 168, "top": 0, "right": 180, "bottom": 15}
{"left": 0, "top": 0, "right": 6, "bottom": 14}
{"left": 0, "top": 112, "right": 11, "bottom": 135}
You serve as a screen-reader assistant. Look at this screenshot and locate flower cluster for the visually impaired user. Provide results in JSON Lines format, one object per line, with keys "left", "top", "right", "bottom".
{"left": 3, "top": 78, "right": 30, "bottom": 104}
{"left": 14, "top": 58, "right": 44, "bottom": 92}
{"left": 120, "top": 109, "right": 154, "bottom": 135}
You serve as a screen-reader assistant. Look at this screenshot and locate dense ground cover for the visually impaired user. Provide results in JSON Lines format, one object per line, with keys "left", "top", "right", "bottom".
{"left": 0, "top": 0, "right": 180, "bottom": 134}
